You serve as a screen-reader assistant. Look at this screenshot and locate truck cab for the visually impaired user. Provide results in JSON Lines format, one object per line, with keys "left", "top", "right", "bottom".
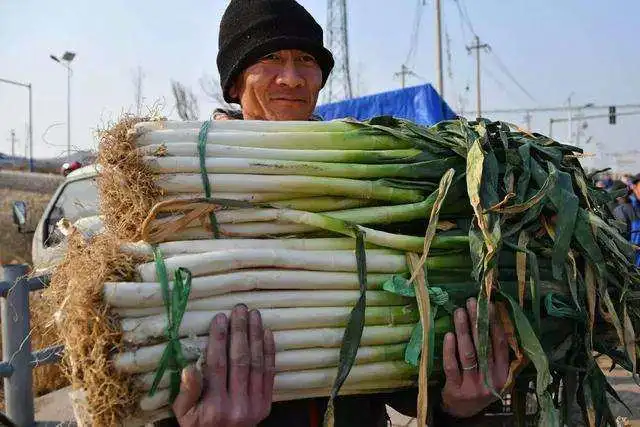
{"left": 14, "top": 165, "right": 101, "bottom": 271}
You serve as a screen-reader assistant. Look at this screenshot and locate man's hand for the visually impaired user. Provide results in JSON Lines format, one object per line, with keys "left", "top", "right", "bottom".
{"left": 440, "top": 298, "right": 509, "bottom": 418}
{"left": 173, "top": 304, "right": 276, "bottom": 426}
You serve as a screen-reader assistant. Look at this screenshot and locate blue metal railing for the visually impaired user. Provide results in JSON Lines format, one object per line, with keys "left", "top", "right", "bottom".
{"left": 0, "top": 264, "right": 71, "bottom": 427}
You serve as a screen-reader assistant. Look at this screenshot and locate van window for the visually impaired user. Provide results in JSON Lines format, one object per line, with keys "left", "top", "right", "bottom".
{"left": 44, "top": 177, "right": 99, "bottom": 247}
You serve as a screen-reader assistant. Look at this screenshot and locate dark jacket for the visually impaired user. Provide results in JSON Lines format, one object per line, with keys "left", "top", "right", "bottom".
{"left": 614, "top": 194, "right": 640, "bottom": 266}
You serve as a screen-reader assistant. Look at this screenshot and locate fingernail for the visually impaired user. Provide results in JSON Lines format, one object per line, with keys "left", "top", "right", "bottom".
{"left": 250, "top": 309, "right": 261, "bottom": 322}
{"left": 234, "top": 303, "right": 249, "bottom": 313}
{"left": 181, "top": 367, "right": 190, "bottom": 385}
{"left": 215, "top": 313, "right": 227, "bottom": 329}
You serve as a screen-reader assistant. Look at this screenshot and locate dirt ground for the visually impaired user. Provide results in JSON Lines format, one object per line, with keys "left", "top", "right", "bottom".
{"left": 0, "top": 187, "right": 53, "bottom": 265}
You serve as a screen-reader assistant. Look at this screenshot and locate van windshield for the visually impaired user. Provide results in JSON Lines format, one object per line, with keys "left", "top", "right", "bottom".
{"left": 45, "top": 177, "right": 99, "bottom": 247}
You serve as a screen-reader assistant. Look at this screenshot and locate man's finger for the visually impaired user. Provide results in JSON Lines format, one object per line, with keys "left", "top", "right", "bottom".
{"left": 491, "top": 307, "right": 510, "bottom": 388}
{"left": 229, "top": 304, "right": 251, "bottom": 397}
{"left": 248, "top": 310, "right": 265, "bottom": 408}
{"left": 466, "top": 298, "right": 479, "bottom": 351}
{"left": 206, "top": 313, "right": 229, "bottom": 394}
{"left": 173, "top": 365, "right": 203, "bottom": 419}
{"left": 454, "top": 307, "right": 478, "bottom": 375}
{"left": 442, "top": 332, "right": 461, "bottom": 387}
{"left": 263, "top": 328, "right": 276, "bottom": 404}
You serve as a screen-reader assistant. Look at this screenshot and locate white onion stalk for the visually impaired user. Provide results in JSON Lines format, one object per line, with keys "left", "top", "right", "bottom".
{"left": 156, "top": 174, "right": 424, "bottom": 203}
{"left": 138, "top": 142, "right": 421, "bottom": 163}
{"left": 132, "top": 119, "right": 357, "bottom": 134}
{"left": 119, "top": 238, "right": 375, "bottom": 258}
{"left": 105, "top": 270, "right": 397, "bottom": 308}
{"left": 113, "top": 325, "right": 414, "bottom": 374}
{"left": 112, "top": 290, "right": 411, "bottom": 317}
{"left": 121, "top": 306, "right": 419, "bottom": 345}
{"left": 134, "top": 130, "right": 411, "bottom": 150}
{"left": 135, "top": 249, "right": 407, "bottom": 282}
{"left": 149, "top": 198, "right": 433, "bottom": 229}
{"left": 162, "top": 222, "right": 316, "bottom": 240}
{"left": 135, "top": 344, "right": 407, "bottom": 391}
{"left": 144, "top": 156, "right": 429, "bottom": 179}
{"left": 140, "top": 379, "right": 415, "bottom": 413}
{"left": 267, "top": 197, "right": 377, "bottom": 212}
{"left": 158, "top": 192, "right": 310, "bottom": 203}
{"left": 138, "top": 362, "right": 416, "bottom": 411}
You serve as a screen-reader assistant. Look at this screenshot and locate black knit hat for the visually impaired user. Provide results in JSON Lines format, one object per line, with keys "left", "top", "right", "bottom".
{"left": 217, "top": 0, "right": 334, "bottom": 104}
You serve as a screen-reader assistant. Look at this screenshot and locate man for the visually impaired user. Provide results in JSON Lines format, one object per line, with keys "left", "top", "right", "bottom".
{"left": 614, "top": 174, "right": 640, "bottom": 267}
{"left": 172, "top": 1, "right": 509, "bottom": 425}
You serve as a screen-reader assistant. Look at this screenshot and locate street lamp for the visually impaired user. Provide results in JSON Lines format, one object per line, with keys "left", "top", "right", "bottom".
{"left": 0, "top": 77, "right": 33, "bottom": 171}
{"left": 50, "top": 51, "right": 76, "bottom": 162}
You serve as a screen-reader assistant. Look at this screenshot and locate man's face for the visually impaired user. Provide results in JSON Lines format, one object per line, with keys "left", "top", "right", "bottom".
{"left": 633, "top": 182, "right": 640, "bottom": 199}
{"left": 229, "top": 49, "right": 323, "bottom": 121}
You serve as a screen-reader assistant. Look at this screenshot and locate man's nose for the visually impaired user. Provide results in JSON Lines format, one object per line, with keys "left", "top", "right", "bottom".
{"left": 275, "top": 61, "right": 305, "bottom": 88}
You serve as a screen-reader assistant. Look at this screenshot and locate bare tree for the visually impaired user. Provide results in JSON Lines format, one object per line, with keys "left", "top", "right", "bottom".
{"left": 199, "top": 74, "right": 231, "bottom": 108}
{"left": 171, "top": 80, "right": 200, "bottom": 121}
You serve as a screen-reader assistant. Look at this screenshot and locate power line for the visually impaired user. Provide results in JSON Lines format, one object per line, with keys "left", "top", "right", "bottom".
{"left": 489, "top": 50, "right": 537, "bottom": 102}
{"left": 452, "top": 0, "right": 537, "bottom": 105}
{"left": 453, "top": 0, "right": 476, "bottom": 36}
{"left": 404, "top": 0, "right": 425, "bottom": 67}
{"left": 472, "top": 103, "right": 640, "bottom": 115}
{"left": 482, "top": 64, "right": 521, "bottom": 103}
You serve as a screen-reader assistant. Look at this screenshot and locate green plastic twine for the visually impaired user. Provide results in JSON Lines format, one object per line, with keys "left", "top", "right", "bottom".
{"left": 198, "top": 120, "right": 220, "bottom": 238}
{"left": 381, "top": 273, "right": 456, "bottom": 367}
{"left": 149, "top": 245, "right": 193, "bottom": 402}
{"left": 544, "top": 293, "right": 585, "bottom": 321}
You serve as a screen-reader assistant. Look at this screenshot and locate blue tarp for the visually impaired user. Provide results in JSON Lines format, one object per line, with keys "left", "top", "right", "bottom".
{"left": 315, "top": 84, "right": 457, "bottom": 125}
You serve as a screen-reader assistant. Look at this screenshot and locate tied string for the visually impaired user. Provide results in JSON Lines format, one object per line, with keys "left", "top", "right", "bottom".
{"left": 198, "top": 120, "right": 221, "bottom": 238}
{"left": 149, "top": 245, "right": 193, "bottom": 402}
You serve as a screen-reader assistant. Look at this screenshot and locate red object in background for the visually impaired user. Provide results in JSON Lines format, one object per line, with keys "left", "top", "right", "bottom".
{"left": 61, "top": 161, "right": 82, "bottom": 176}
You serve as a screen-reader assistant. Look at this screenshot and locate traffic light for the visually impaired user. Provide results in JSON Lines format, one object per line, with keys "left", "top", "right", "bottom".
{"left": 609, "top": 106, "right": 616, "bottom": 125}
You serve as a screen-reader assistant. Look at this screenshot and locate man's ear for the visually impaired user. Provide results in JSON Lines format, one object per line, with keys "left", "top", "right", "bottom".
{"left": 228, "top": 75, "right": 243, "bottom": 102}
{"left": 228, "top": 84, "right": 239, "bottom": 101}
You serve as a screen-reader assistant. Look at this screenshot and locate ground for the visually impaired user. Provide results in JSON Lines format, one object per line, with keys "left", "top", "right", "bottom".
{"left": 0, "top": 187, "right": 51, "bottom": 265}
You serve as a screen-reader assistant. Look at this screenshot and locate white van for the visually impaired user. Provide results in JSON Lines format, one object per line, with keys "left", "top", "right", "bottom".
{"left": 13, "top": 165, "right": 101, "bottom": 271}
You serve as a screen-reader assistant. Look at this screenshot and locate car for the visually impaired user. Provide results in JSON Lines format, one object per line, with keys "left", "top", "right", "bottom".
{"left": 13, "top": 164, "right": 102, "bottom": 272}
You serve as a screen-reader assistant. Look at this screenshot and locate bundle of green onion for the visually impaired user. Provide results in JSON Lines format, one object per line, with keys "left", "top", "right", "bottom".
{"left": 78, "top": 116, "right": 639, "bottom": 426}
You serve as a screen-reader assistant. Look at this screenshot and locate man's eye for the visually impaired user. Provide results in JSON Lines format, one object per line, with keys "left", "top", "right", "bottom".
{"left": 262, "top": 53, "right": 280, "bottom": 61}
{"left": 299, "top": 55, "right": 317, "bottom": 64}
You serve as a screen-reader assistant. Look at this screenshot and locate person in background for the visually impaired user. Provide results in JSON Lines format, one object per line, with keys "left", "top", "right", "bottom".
{"left": 601, "top": 173, "right": 614, "bottom": 191}
{"left": 614, "top": 174, "right": 640, "bottom": 267}
{"left": 170, "top": 1, "right": 510, "bottom": 426}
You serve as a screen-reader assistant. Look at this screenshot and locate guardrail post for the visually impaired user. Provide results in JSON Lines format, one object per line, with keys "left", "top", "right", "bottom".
{"left": 1, "top": 264, "right": 35, "bottom": 426}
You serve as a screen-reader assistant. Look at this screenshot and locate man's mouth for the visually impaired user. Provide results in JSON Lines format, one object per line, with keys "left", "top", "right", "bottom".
{"left": 271, "top": 97, "right": 306, "bottom": 103}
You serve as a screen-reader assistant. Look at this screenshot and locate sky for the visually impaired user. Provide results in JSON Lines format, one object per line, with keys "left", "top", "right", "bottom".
{"left": 1, "top": 0, "right": 639, "bottom": 170}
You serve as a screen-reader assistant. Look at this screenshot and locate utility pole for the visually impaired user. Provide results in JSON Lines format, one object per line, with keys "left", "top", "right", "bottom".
{"left": 435, "top": 0, "right": 443, "bottom": 98}
{"left": 395, "top": 65, "right": 411, "bottom": 89}
{"left": 466, "top": 36, "right": 489, "bottom": 118}
{"left": 567, "top": 93, "right": 573, "bottom": 144}
{"left": 10, "top": 130, "right": 16, "bottom": 160}
{"left": 524, "top": 111, "right": 532, "bottom": 131}
{"left": 133, "top": 66, "right": 144, "bottom": 115}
